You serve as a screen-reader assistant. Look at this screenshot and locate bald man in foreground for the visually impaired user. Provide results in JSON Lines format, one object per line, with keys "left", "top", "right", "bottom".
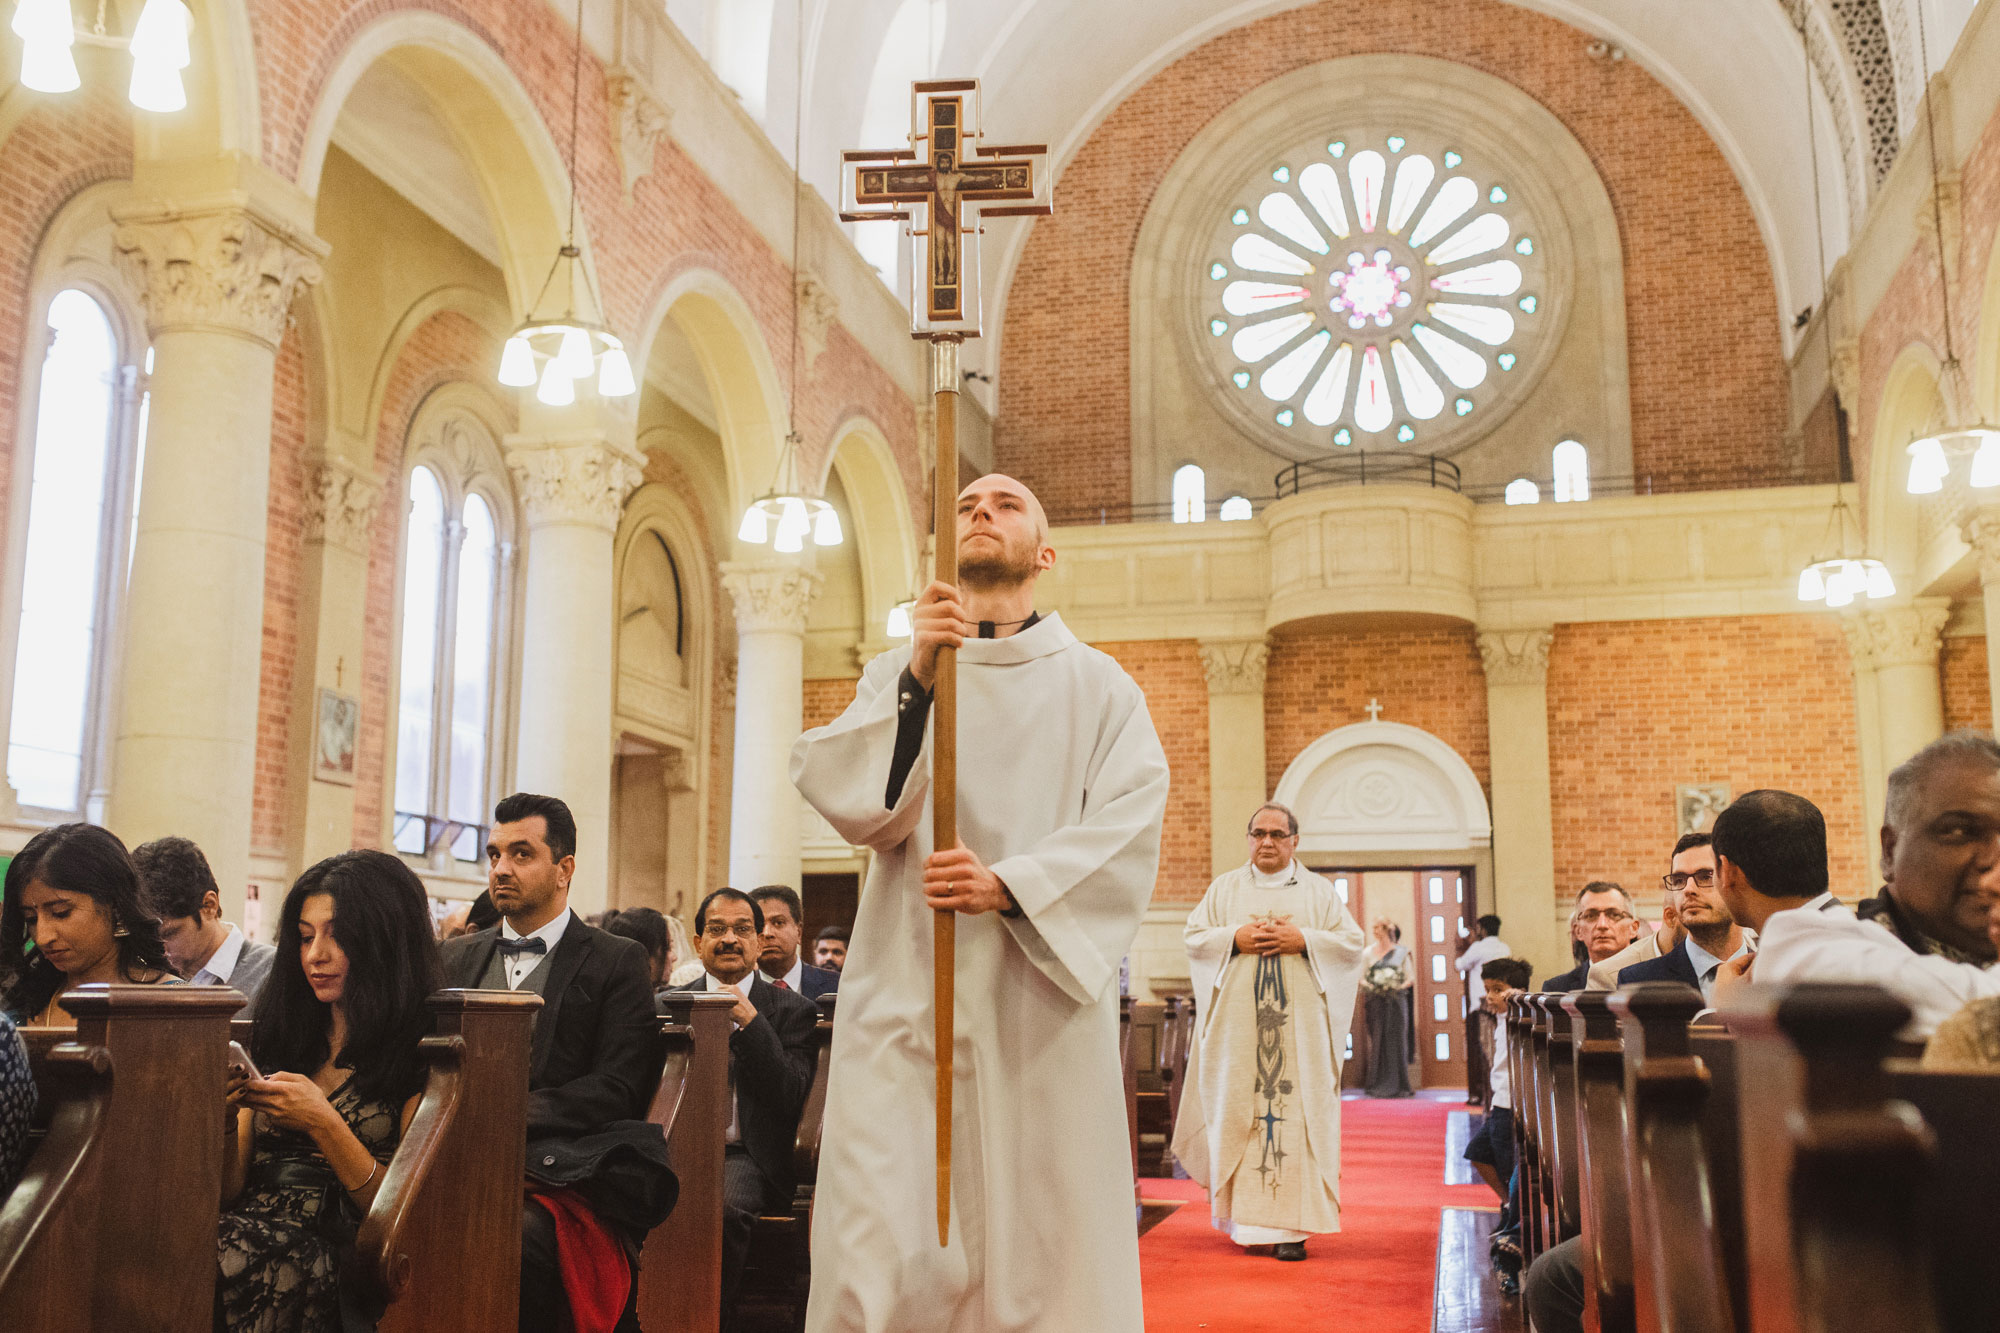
{"left": 793, "top": 475, "right": 1171, "bottom": 1332}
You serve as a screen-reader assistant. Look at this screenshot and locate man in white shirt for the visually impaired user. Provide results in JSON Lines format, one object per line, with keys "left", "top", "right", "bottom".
{"left": 1734, "top": 740, "right": 2000, "bottom": 1038}
{"left": 1453, "top": 914, "right": 1510, "bottom": 1101}
{"left": 136, "top": 836, "right": 275, "bottom": 1001}
{"left": 748, "top": 885, "right": 839, "bottom": 999}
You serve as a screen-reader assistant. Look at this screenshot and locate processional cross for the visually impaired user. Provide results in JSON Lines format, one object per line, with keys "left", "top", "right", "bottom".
{"left": 842, "top": 80, "right": 1050, "bottom": 1247}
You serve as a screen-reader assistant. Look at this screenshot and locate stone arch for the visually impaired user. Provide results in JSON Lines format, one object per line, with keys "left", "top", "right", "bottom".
{"left": 629, "top": 268, "right": 790, "bottom": 527}
{"left": 293, "top": 11, "right": 587, "bottom": 327}
{"left": 817, "top": 413, "right": 920, "bottom": 642}
{"left": 1271, "top": 720, "right": 1492, "bottom": 855}
{"left": 357, "top": 285, "right": 514, "bottom": 472}
{"left": 1864, "top": 341, "right": 1951, "bottom": 586}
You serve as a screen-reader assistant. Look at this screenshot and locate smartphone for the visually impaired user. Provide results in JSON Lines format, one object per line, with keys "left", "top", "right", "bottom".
{"left": 227, "top": 1040, "right": 262, "bottom": 1082}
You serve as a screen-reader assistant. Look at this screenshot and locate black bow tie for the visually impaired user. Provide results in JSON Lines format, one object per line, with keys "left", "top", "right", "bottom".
{"left": 496, "top": 936, "right": 547, "bottom": 956}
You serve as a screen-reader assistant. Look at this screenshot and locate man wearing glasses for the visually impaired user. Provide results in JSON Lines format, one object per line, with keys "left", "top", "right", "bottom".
{"left": 667, "top": 887, "right": 819, "bottom": 1327}
{"left": 1616, "top": 832, "right": 1750, "bottom": 1000}
{"left": 1542, "top": 882, "right": 1642, "bottom": 992}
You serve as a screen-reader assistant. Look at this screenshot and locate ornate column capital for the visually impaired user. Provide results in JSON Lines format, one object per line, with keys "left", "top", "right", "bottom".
{"left": 505, "top": 435, "right": 644, "bottom": 531}
{"left": 1477, "top": 628, "right": 1554, "bottom": 687}
{"left": 1197, "top": 638, "right": 1270, "bottom": 695}
{"left": 606, "top": 69, "right": 672, "bottom": 199}
{"left": 1841, "top": 602, "right": 1950, "bottom": 670}
{"left": 1963, "top": 509, "right": 2000, "bottom": 581}
{"left": 302, "top": 457, "right": 382, "bottom": 556}
{"left": 112, "top": 201, "right": 326, "bottom": 349}
{"left": 722, "top": 562, "right": 823, "bottom": 636}
{"left": 1830, "top": 335, "right": 1861, "bottom": 410}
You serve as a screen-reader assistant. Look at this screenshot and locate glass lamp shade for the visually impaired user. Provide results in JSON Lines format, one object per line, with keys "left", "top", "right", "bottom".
{"left": 1907, "top": 436, "right": 1949, "bottom": 494}
{"left": 1823, "top": 564, "right": 1856, "bottom": 608}
{"left": 773, "top": 497, "right": 811, "bottom": 554}
{"left": 498, "top": 335, "right": 537, "bottom": 387}
{"left": 555, "top": 326, "right": 594, "bottom": 379}
{"left": 886, "top": 600, "right": 914, "bottom": 639}
{"left": 536, "top": 360, "right": 575, "bottom": 407}
{"left": 129, "top": 0, "right": 191, "bottom": 70}
{"left": 1864, "top": 561, "right": 1896, "bottom": 599}
{"left": 127, "top": 57, "right": 185, "bottom": 112}
{"left": 1796, "top": 564, "right": 1825, "bottom": 602}
{"left": 813, "top": 505, "right": 843, "bottom": 546}
{"left": 597, "top": 346, "right": 636, "bottom": 397}
{"left": 20, "top": 36, "right": 79, "bottom": 92}
{"left": 1971, "top": 433, "right": 2000, "bottom": 489}
{"left": 737, "top": 504, "right": 770, "bottom": 544}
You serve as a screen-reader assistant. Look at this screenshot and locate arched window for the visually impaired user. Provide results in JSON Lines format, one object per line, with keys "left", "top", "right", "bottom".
{"left": 394, "top": 421, "right": 513, "bottom": 865}
{"left": 711, "top": 0, "right": 775, "bottom": 121}
{"left": 1219, "top": 494, "right": 1253, "bottom": 521}
{"left": 7, "top": 288, "right": 141, "bottom": 815}
{"left": 1172, "top": 464, "right": 1206, "bottom": 523}
{"left": 1552, "top": 439, "right": 1589, "bottom": 502}
{"left": 1504, "top": 477, "right": 1540, "bottom": 506}
{"left": 854, "top": 0, "right": 948, "bottom": 283}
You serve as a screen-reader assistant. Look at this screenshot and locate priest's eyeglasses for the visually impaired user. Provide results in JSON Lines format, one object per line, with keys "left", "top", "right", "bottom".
{"left": 1247, "top": 829, "right": 1295, "bottom": 842}
{"left": 1662, "top": 869, "right": 1717, "bottom": 890}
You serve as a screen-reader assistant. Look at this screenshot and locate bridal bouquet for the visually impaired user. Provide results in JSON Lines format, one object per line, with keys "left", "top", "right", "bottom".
{"left": 1361, "top": 958, "right": 1408, "bottom": 996}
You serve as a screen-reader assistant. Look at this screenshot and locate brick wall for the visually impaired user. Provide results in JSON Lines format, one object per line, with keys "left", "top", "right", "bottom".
{"left": 1547, "top": 616, "right": 1868, "bottom": 901}
{"left": 996, "top": 0, "right": 1789, "bottom": 514}
{"left": 803, "top": 677, "right": 860, "bottom": 730}
{"left": 1942, "top": 636, "right": 1992, "bottom": 733}
{"left": 253, "top": 329, "right": 309, "bottom": 853}
{"left": 1263, "top": 626, "right": 1492, "bottom": 797}
{"left": 1093, "top": 640, "right": 1210, "bottom": 905}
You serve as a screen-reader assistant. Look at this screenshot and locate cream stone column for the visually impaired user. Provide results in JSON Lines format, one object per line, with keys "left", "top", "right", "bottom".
{"left": 1843, "top": 600, "right": 1950, "bottom": 866}
{"left": 506, "top": 431, "right": 644, "bottom": 912}
{"left": 722, "top": 562, "right": 822, "bottom": 891}
{"left": 107, "top": 187, "right": 325, "bottom": 913}
{"left": 1963, "top": 511, "right": 2000, "bottom": 726}
{"left": 284, "top": 449, "right": 382, "bottom": 875}
{"left": 1477, "top": 628, "right": 1561, "bottom": 978}
{"left": 1198, "top": 638, "right": 1270, "bottom": 877}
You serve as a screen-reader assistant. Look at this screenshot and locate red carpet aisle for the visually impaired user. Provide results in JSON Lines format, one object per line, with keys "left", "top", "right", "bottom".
{"left": 1139, "top": 1096, "right": 1496, "bottom": 1331}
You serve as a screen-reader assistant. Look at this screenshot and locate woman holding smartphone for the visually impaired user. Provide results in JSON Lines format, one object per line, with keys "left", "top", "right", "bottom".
{"left": 218, "top": 849, "right": 442, "bottom": 1333}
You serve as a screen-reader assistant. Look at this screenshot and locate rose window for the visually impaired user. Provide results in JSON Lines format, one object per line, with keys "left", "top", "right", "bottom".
{"left": 1204, "top": 134, "right": 1543, "bottom": 447}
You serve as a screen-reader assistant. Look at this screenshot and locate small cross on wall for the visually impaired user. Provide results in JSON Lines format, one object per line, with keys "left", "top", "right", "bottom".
{"left": 1364, "top": 698, "right": 1383, "bottom": 722}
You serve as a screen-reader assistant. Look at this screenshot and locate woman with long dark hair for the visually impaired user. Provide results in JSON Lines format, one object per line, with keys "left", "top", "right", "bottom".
{"left": 217, "top": 849, "right": 442, "bottom": 1333}
{"left": 0, "top": 823, "right": 176, "bottom": 1025}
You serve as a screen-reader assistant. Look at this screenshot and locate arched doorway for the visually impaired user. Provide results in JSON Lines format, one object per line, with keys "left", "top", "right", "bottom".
{"left": 1273, "top": 721, "right": 1493, "bottom": 1090}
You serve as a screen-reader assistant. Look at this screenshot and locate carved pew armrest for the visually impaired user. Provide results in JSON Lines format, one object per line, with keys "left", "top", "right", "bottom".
{"left": 0, "top": 1043, "right": 113, "bottom": 1300}
{"left": 351, "top": 1034, "right": 466, "bottom": 1307}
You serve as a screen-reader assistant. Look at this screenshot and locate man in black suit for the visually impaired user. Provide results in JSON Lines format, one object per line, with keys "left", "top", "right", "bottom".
{"left": 749, "top": 884, "right": 840, "bottom": 999}
{"left": 441, "top": 793, "right": 663, "bottom": 1332}
{"left": 1618, "top": 833, "right": 1749, "bottom": 1002}
{"left": 671, "top": 887, "right": 819, "bottom": 1328}
{"left": 1541, "top": 882, "right": 1640, "bottom": 992}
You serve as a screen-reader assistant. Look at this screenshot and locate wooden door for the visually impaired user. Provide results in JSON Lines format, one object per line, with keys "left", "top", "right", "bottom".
{"left": 1412, "top": 868, "right": 1475, "bottom": 1088}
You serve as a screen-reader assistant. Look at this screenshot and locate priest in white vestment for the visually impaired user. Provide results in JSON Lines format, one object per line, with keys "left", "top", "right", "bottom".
{"left": 1172, "top": 801, "right": 1368, "bottom": 1260}
{"left": 792, "top": 475, "right": 1170, "bottom": 1333}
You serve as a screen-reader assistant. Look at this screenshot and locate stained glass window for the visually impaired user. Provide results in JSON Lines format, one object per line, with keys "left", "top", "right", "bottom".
{"left": 1553, "top": 439, "right": 1589, "bottom": 502}
{"left": 1205, "top": 132, "right": 1541, "bottom": 447}
{"left": 1172, "top": 464, "right": 1205, "bottom": 523}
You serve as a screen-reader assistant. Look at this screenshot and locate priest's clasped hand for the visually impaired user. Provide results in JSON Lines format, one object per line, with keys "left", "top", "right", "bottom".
{"left": 1233, "top": 920, "right": 1307, "bottom": 956}
{"left": 910, "top": 581, "right": 973, "bottom": 689}
{"left": 923, "top": 842, "right": 1020, "bottom": 916}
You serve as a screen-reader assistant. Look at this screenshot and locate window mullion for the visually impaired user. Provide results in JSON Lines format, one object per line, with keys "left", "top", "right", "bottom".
{"left": 430, "top": 510, "right": 467, "bottom": 855}
{"left": 77, "top": 360, "right": 141, "bottom": 819}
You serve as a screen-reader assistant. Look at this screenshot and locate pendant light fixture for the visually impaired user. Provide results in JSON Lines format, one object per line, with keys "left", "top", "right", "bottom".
{"left": 496, "top": 0, "right": 636, "bottom": 404}
{"left": 737, "top": 0, "right": 842, "bottom": 553}
{"left": 13, "top": 0, "right": 192, "bottom": 111}
{"left": 1901, "top": 0, "right": 2000, "bottom": 493}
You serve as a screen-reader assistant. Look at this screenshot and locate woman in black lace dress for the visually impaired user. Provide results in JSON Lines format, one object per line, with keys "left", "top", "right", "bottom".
{"left": 217, "top": 850, "right": 441, "bottom": 1333}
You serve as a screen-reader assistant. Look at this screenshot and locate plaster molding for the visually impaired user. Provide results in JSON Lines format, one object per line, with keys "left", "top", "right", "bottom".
{"left": 505, "top": 436, "right": 644, "bottom": 531}
{"left": 1913, "top": 170, "right": 1963, "bottom": 282}
{"left": 607, "top": 69, "right": 672, "bottom": 200}
{"left": 1842, "top": 601, "right": 1950, "bottom": 669}
{"left": 1965, "top": 509, "right": 2000, "bottom": 580}
{"left": 1270, "top": 720, "right": 1492, "bottom": 853}
{"left": 795, "top": 271, "right": 839, "bottom": 371}
{"left": 112, "top": 203, "right": 325, "bottom": 348}
{"left": 302, "top": 458, "right": 382, "bottom": 555}
{"left": 1197, "top": 638, "right": 1269, "bottom": 695}
{"left": 1831, "top": 335, "right": 1862, "bottom": 408}
{"left": 721, "top": 562, "right": 823, "bottom": 635}
{"left": 1477, "top": 628, "right": 1554, "bottom": 687}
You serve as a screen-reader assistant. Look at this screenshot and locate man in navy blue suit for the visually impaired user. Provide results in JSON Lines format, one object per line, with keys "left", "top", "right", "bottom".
{"left": 1618, "top": 831, "right": 1750, "bottom": 1002}
{"left": 750, "top": 885, "right": 840, "bottom": 999}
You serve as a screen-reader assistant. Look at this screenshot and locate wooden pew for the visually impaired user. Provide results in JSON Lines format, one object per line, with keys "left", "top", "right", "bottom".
{"left": 1130, "top": 1000, "right": 1170, "bottom": 1176}
{"left": 1160, "top": 995, "right": 1193, "bottom": 1133}
{"left": 1542, "top": 995, "right": 1583, "bottom": 1243}
{"left": 1505, "top": 994, "right": 1545, "bottom": 1261}
{"left": 641, "top": 990, "right": 737, "bottom": 1333}
{"left": 1887, "top": 1062, "right": 2000, "bottom": 1331}
{"left": 737, "top": 994, "right": 838, "bottom": 1333}
{"left": 1561, "top": 989, "right": 1636, "bottom": 1333}
{"left": 370, "top": 989, "right": 541, "bottom": 1333}
{"left": 0, "top": 1038, "right": 112, "bottom": 1333}
{"left": 1526, "top": 994, "right": 1561, "bottom": 1254}
{"left": 1610, "top": 981, "right": 1743, "bottom": 1333}
{"left": 1122, "top": 994, "right": 1139, "bottom": 1182}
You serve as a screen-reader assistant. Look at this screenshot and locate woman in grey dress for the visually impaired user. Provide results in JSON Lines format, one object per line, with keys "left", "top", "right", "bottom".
{"left": 1361, "top": 920, "right": 1416, "bottom": 1098}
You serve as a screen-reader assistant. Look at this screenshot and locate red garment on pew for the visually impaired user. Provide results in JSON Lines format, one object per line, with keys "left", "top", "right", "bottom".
{"left": 528, "top": 1186, "right": 630, "bottom": 1333}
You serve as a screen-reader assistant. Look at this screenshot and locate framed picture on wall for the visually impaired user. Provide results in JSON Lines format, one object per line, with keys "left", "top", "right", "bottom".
{"left": 315, "top": 688, "right": 359, "bottom": 785}
{"left": 1676, "top": 782, "right": 1730, "bottom": 835}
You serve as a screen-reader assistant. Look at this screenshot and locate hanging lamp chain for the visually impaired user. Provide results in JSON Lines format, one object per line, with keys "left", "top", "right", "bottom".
{"left": 1913, "top": 0, "right": 1960, "bottom": 379}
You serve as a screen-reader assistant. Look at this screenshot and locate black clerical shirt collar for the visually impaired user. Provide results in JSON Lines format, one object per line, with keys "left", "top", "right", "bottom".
{"left": 977, "top": 611, "right": 1039, "bottom": 638}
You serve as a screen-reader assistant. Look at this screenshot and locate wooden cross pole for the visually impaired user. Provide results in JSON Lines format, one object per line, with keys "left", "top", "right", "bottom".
{"left": 841, "top": 79, "right": 1050, "bottom": 1247}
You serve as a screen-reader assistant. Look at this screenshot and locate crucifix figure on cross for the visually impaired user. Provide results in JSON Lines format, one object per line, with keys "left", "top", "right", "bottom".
{"left": 840, "top": 81, "right": 1050, "bottom": 1249}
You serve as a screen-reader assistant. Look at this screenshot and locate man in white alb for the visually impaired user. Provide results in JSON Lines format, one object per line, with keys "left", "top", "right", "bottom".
{"left": 1171, "top": 801, "right": 1366, "bottom": 1261}
{"left": 791, "top": 474, "right": 1170, "bottom": 1333}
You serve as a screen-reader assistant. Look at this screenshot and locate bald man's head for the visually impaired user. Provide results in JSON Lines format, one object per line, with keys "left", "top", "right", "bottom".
{"left": 957, "top": 474, "right": 1055, "bottom": 590}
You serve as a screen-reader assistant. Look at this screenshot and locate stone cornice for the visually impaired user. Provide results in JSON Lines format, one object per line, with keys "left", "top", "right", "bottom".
{"left": 721, "top": 562, "right": 823, "bottom": 635}
{"left": 505, "top": 435, "right": 644, "bottom": 532}
{"left": 1197, "top": 638, "right": 1269, "bottom": 695}
{"left": 302, "top": 458, "right": 382, "bottom": 556}
{"left": 1477, "top": 629, "right": 1554, "bottom": 687}
{"left": 112, "top": 200, "right": 326, "bottom": 348}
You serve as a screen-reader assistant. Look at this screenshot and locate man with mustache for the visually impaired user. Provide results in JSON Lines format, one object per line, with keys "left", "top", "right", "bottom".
{"left": 793, "top": 474, "right": 1170, "bottom": 1332}
{"left": 666, "top": 888, "right": 819, "bottom": 1329}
